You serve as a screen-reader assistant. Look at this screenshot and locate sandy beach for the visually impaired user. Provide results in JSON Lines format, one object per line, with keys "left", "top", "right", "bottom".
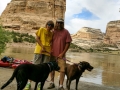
{"left": 0, "top": 67, "right": 120, "bottom": 90}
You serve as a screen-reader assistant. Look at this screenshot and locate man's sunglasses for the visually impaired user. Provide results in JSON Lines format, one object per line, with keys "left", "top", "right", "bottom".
{"left": 57, "top": 22, "right": 64, "bottom": 24}
{"left": 47, "top": 23, "right": 54, "bottom": 27}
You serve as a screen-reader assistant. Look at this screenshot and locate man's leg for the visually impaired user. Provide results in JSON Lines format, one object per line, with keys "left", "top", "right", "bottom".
{"left": 57, "top": 58, "right": 66, "bottom": 90}
{"left": 59, "top": 72, "right": 65, "bottom": 86}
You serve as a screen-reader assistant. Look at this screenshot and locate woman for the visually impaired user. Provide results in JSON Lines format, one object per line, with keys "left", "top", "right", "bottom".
{"left": 24, "top": 20, "right": 54, "bottom": 90}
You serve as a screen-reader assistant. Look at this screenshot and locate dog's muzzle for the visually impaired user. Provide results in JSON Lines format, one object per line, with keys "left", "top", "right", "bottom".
{"left": 87, "top": 66, "right": 93, "bottom": 71}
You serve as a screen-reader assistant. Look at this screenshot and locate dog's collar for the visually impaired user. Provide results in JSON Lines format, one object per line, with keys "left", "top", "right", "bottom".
{"left": 78, "top": 63, "right": 86, "bottom": 72}
{"left": 78, "top": 64, "right": 83, "bottom": 70}
{"left": 74, "top": 63, "right": 82, "bottom": 70}
{"left": 47, "top": 63, "right": 51, "bottom": 72}
{"left": 78, "top": 65, "right": 81, "bottom": 70}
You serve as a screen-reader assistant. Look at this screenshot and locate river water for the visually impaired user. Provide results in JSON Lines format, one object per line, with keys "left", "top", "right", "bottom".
{"left": 0, "top": 46, "right": 120, "bottom": 88}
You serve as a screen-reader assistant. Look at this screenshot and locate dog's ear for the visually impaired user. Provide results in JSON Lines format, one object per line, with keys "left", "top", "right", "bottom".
{"left": 79, "top": 61, "right": 82, "bottom": 63}
{"left": 78, "top": 65, "right": 82, "bottom": 70}
{"left": 78, "top": 62, "right": 83, "bottom": 68}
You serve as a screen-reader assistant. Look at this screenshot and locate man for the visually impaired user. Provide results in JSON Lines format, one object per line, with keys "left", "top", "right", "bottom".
{"left": 48, "top": 18, "right": 72, "bottom": 90}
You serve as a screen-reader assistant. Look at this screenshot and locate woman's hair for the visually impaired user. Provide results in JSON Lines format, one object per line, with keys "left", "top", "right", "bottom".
{"left": 45, "top": 20, "right": 54, "bottom": 28}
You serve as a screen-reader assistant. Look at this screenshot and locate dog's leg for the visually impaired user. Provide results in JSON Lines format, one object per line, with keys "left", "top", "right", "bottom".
{"left": 75, "top": 78, "right": 79, "bottom": 90}
{"left": 66, "top": 79, "right": 68, "bottom": 89}
{"left": 17, "top": 81, "right": 27, "bottom": 90}
{"left": 16, "top": 79, "right": 28, "bottom": 90}
{"left": 16, "top": 72, "right": 28, "bottom": 90}
{"left": 34, "top": 82, "right": 38, "bottom": 90}
{"left": 17, "top": 82, "right": 20, "bottom": 90}
{"left": 59, "top": 79, "right": 60, "bottom": 86}
{"left": 40, "top": 81, "right": 45, "bottom": 90}
{"left": 68, "top": 79, "right": 71, "bottom": 90}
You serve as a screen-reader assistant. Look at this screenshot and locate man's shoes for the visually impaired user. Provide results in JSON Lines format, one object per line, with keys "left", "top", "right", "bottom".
{"left": 24, "top": 83, "right": 31, "bottom": 90}
{"left": 37, "top": 83, "right": 41, "bottom": 90}
{"left": 58, "top": 87, "right": 64, "bottom": 90}
{"left": 47, "top": 83, "right": 55, "bottom": 89}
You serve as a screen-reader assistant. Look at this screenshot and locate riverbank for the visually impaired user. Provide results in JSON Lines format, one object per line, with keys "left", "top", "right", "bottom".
{"left": 7, "top": 42, "right": 120, "bottom": 55}
{"left": 6, "top": 42, "right": 35, "bottom": 48}
{"left": 0, "top": 67, "right": 120, "bottom": 90}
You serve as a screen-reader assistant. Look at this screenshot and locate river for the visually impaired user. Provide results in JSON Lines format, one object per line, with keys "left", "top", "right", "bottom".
{"left": 0, "top": 46, "right": 120, "bottom": 88}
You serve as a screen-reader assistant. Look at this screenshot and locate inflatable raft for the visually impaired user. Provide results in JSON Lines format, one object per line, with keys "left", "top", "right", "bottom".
{"left": 0, "top": 60, "right": 12, "bottom": 67}
{"left": 12, "top": 59, "right": 32, "bottom": 69}
{"left": 0, "top": 56, "right": 32, "bottom": 68}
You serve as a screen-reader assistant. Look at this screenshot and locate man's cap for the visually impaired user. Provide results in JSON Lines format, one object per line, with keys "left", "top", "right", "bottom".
{"left": 56, "top": 18, "right": 64, "bottom": 22}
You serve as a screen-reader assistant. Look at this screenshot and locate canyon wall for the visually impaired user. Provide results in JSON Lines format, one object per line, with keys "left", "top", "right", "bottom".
{"left": 0, "top": 0, "right": 66, "bottom": 33}
{"left": 104, "top": 20, "right": 120, "bottom": 48}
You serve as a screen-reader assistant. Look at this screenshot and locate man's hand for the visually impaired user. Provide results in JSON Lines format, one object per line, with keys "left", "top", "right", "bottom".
{"left": 58, "top": 53, "right": 64, "bottom": 59}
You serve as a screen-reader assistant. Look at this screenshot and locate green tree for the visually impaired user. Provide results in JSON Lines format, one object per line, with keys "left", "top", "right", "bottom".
{"left": 0, "top": 25, "right": 9, "bottom": 54}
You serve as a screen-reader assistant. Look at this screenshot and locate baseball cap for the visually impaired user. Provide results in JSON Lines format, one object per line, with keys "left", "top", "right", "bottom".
{"left": 56, "top": 18, "right": 64, "bottom": 22}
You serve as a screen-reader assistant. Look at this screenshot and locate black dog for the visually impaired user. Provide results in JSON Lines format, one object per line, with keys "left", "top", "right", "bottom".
{"left": 0, "top": 61, "right": 60, "bottom": 90}
{"left": 65, "top": 61, "right": 93, "bottom": 90}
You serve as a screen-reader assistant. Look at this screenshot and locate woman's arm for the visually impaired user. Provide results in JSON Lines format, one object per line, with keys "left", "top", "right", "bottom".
{"left": 36, "top": 35, "right": 45, "bottom": 52}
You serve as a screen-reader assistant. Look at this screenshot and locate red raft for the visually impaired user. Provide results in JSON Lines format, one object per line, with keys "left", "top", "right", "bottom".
{"left": 11, "top": 59, "right": 32, "bottom": 69}
{"left": 0, "top": 60, "right": 12, "bottom": 67}
{"left": 0, "top": 59, "right": 32, "bottom": 69}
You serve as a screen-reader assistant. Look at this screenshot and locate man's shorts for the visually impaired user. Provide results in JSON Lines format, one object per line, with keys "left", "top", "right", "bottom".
{"left": 50, "top": 56, "right": 66, "bottom": 72}
{"left": 33, "top": 54, "right": 50, "bottom": 64}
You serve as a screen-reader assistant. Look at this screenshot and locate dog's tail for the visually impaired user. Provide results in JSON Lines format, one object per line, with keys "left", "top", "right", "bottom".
{"left": 1, "top": 68, "right": 18, "bottom": 89}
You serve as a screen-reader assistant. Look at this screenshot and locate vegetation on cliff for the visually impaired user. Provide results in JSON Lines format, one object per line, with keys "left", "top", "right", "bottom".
{"left": 0, "top": 25, "right": 36, "bottom": 54}
{"left": 11, "top": 31, "right": 35, "bottom": 43}
{"left": 0, "top": 26, "right": 9, "bottom": 54}
{"left": 70, "top": 42, "right": 120, "bottom": 54}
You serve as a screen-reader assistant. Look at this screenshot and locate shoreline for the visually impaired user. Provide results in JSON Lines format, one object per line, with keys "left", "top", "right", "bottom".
{"left": 0, "top": 67, "right": 119, "bottom": 90}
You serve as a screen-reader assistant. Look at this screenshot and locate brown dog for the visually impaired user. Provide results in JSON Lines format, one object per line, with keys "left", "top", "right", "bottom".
{"left": 65, "top": 61, "right": 93, "bottom": 90}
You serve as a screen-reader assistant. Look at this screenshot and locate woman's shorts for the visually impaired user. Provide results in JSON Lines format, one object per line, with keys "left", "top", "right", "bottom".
{"left": 33, "top": 54, "right": 50, "bottom": 64}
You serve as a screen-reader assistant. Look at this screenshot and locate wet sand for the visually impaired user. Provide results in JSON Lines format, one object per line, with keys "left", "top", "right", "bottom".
{"left": 0, "top": 67, "right": 119, "bottom": 90}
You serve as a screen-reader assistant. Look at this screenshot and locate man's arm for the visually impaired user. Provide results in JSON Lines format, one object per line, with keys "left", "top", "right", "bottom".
{"left": 58, "top": 42, "right": 70, "bottom": 58}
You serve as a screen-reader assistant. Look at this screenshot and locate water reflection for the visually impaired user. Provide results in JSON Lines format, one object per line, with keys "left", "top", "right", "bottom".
{"left": 1, "top": 47, "right": 34, "bottom": 60}
{"left": 1, "top": 47, "right": 120, "bottom": 88}
{"left": 66, "top": 52, "right": 120, "bottom": 88}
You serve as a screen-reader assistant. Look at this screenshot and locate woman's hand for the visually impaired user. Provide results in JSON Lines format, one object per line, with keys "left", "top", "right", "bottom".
{"left": 41, "top": 46, "right": 46, "bottom": 52}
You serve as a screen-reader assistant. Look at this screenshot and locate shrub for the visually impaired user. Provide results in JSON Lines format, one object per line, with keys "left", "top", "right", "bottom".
{"left": 0, "top": 25, "right": 9, "bottom": 54}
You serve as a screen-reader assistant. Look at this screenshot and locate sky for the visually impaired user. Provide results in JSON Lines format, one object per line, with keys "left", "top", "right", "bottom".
{"left": 0, "top": 0, "right": 120, "bottom": 34}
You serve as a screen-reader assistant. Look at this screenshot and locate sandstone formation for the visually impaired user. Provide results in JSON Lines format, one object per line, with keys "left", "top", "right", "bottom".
{"left": 72, "top": 27, "right": 103, "bottom": 40}
{"left": 104, "top": 20, "right": 120, "bottom": 48}
{"left": 0, "top": 0, "right": 66, "bottom": 33}
{"left": 71, "top": 27, "right": 104, "bottom": 49}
